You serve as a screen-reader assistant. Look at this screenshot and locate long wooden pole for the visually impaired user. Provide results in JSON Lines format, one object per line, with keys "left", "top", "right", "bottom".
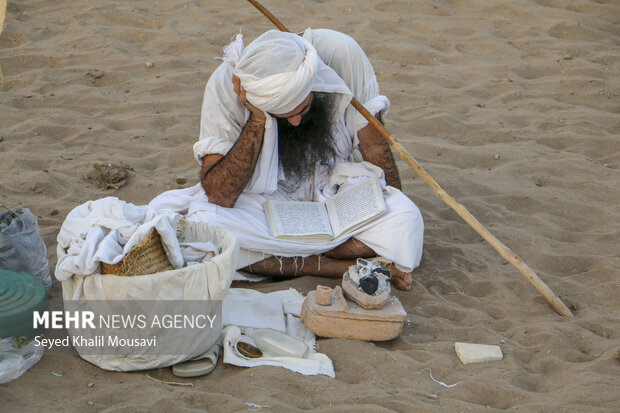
{"left": 244, "top": 0, "right": 573, "bottom": 317}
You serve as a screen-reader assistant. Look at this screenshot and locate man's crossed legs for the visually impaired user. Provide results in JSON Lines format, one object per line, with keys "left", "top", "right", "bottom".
{"left": 242, "top": 237, "right": 413, "bottom": 291}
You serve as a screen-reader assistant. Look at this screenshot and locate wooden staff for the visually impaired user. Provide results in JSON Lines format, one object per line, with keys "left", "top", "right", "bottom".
{"left": 244, "top": 0, "right": 573, "bottom": 317}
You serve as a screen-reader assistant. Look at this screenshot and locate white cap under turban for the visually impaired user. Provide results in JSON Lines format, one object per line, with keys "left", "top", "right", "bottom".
{"left": 223, "top": 30, "right": 352, "bottom": 117}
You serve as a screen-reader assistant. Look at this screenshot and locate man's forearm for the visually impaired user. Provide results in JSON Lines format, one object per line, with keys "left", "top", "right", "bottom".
{"left": 357, "top": 119, "right": 402, "bottom": 189}
{"left": 200, "top": 117, "right": 266, "bottom": 207}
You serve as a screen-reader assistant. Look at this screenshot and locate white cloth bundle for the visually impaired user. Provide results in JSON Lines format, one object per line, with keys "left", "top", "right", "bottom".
{"left": 55, "top": 198, "right": 223, "bottom": 300}
{"left": 56, "top": 198, "right": 184, "bottom": 282}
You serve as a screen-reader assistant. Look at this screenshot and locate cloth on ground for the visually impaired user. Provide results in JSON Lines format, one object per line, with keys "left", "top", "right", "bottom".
{"left": 223, "top": 288, "right": 287, "bottom": 332}
{"left": 223, "top": 326, "right": 334, "bottom": 377}
{"left": 222, "top": 288, "right": 334, "bottom": 377}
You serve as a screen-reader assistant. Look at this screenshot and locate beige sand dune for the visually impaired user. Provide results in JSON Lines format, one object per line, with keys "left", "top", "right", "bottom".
{"left": 1, "top": 0, "right": 619, "bottom": 411}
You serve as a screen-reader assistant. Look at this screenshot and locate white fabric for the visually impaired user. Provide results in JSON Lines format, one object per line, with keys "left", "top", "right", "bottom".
{"left": 176, "top": 219, "right": 221, "bottom": 266}
{"left": 58, "top": 223, "right": 239, "bottom": 372}
{"left": 223, "top": 326, "right": 334, "bottom": 377}
{"left": 221, "top": 288, "right": 334, "bottom": 377}
{"left": 0, "top": 338, "right": 44, "bottom": 384}
{"left": 222, "top": 288, "right": 287, "bottom": 332}
{"left": 301, "top": 29, "right": 391, "bottom": 143}
{"left": 151, "top": 163, "right": 424, "bottom": 272}
{"left": 56, "top": 197, "right": 184, "bottom": 282}
{"left": 56, "top": 198, "right": 224, "bottom": 300}
{"left": 227, "top": 30, "right": 352, "bottom": 117}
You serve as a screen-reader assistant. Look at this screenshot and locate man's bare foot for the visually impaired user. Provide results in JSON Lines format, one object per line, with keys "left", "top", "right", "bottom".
{"left": 389, "top": 267, "right": 412, "bottom": 291}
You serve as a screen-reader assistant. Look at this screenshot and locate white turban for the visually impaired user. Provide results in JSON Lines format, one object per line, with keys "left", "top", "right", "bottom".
{"left": 223, "top": 30, "right": 352, "bottom": 116}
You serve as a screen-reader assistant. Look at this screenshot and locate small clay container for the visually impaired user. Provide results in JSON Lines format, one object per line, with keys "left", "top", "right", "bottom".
{"left": 315, "top": 285, "right": 332, "bottom": 306}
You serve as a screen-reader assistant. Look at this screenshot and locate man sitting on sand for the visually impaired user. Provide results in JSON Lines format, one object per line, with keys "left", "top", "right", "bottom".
{"left": 150, "top": 29, "right": 423, "bottom": 290}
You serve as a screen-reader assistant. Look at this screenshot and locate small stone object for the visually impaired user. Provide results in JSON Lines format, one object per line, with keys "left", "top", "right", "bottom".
{"left": 359, "top": 272, "right": 379, "bottom": 294}
{"left": 236, "top": 341, "right": 263, "bottom": 359}
{"left": 342, "top": 258, "right": 391, "bottom": 310}
{"left": 85, "top": 162, "right": 130, "bottom": 189}
{"left": 342, "top": 271, "right": 390, "bottom": 310}
{"left": 146, "top": 62, "right": 154, "bottom": 68}
{"left": 315, "top": 285, "right": 332, "bottom": 306}
{"left": 534, "top": 176, "right": 544, "bottom": 187}
{"left": 86, "top": 70, "right": 103, "bottom": 80}
{"left": 87, "top": 382, "right": 95, "bottom": 388}
{"left": 350, "top": 258, "right": 390, "bottom": 293}
{"left": 301, "top": 286, "right": 406, "bottom": 341}
{"left": 493, "top": 153, "right": 500, "bottom": 160}
{"left": 455, "top": 342, "right": 503, "bottom": 364}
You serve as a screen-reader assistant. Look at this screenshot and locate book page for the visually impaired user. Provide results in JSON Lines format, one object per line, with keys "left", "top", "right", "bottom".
{"left": 265, "top": 200, "right": 334, "bottom": 238}
{"left": 325, "top": 177, "right": 386, "bottom": 237}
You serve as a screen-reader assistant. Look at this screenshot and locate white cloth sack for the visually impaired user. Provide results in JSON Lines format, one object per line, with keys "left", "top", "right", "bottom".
{"left": 58, "top": 222, "right": 239, "bottom": 372}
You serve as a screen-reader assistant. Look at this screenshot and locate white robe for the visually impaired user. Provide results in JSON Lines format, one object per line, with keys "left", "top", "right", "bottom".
{"left": 150, "top": 29, "right": 424, "bottom": 272}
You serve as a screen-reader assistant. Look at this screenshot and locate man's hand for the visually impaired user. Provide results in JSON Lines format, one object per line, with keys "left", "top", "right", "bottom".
{"left": 199, "top": 76, "right": 268, "bottom": 208}
{"left": 232, "top": 75, "right": 266, "bottom": 123}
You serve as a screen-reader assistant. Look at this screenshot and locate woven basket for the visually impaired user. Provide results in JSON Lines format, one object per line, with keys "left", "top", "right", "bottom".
{"left": 101, "top": 228, "right": 173, "bottom": 276}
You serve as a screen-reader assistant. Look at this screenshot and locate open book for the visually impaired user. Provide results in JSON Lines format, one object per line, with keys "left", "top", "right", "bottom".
{"left": 264, "top": 176, "right": 386, "bottom": 241}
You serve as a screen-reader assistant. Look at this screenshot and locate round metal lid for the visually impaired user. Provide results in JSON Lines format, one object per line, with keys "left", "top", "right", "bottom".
{"left": 0, "top": 269, "right": 48, "bottom": 340}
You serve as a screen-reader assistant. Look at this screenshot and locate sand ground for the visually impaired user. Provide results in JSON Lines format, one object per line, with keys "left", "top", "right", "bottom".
{"left": 1, "top": 0, "right": 619, "bottom": 411}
